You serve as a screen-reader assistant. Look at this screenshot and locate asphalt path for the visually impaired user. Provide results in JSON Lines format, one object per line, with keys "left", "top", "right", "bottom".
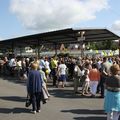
{"left": 0, "top": 77, "right": 106, "bottom": 120}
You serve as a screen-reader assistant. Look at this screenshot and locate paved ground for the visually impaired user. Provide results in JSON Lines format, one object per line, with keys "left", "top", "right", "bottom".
{"left": 0, "top": 76, "right": 106, "bottom": 120}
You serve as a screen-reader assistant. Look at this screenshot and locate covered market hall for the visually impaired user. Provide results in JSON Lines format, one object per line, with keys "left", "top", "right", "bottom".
{"left": 0, "top": 28, "right": 119, "bottom": 57}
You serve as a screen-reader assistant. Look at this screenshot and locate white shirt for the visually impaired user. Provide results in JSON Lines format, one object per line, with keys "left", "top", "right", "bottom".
{"left": 9, "top": 58, "right": 16, "bottom": 67}
{"left": 58, "top": 64, "right": 67, "bottom": 75}
{"left": 45, "top": 60, "right": 51, "bottom": 73}
{"left": 74, "top": 65, "right": 82, "bottom": 76}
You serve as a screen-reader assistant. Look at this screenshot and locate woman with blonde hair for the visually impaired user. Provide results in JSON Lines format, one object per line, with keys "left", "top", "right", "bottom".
{"left": 27, "top": 63, "right": 42, "bottom": 114}
{"left": 104, "top": 64, "right": 120, "bottom": 120}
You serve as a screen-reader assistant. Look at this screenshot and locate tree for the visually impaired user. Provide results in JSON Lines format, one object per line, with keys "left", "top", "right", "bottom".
{"left": 88, "top": 40, "right": 118, "bottom": 50}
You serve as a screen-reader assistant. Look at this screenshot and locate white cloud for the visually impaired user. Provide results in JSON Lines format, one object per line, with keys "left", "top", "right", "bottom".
{"left": 0, "top": 37, "right": 3, "bottom": 41}
{"left": 10, "top": 0, "right": 109, "bottom": 32}
{"left": 112, "top": 20, "right": 120, "bottom": 31}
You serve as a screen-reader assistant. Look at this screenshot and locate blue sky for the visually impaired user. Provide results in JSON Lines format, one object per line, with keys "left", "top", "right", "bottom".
{"left": 0, "top": 0, "right": 120, "bottom": 40}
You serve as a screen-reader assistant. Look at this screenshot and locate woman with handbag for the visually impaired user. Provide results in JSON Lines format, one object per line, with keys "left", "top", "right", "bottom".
{"left": 27, "top": 62, "right": 42, "bottom": 114}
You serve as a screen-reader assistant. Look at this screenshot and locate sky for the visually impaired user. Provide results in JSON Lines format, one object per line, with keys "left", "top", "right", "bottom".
{"left": 0, "top": 0, "right": 120, "bottom": 40}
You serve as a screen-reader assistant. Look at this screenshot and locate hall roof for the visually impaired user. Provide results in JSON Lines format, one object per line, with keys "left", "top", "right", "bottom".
{"left": 0, "top": 28, "right": 119, "bottom": 49}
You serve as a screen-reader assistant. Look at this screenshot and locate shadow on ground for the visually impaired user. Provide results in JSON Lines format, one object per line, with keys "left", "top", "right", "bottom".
{"left": 0, "top": 107, "right": 31, "bottom": 114}
{"left": 0, "top": 96, "right": 26, "bottom": 102}
{"left": 49, "top": 89, "right": 81, "bottom": 99}
{"left": 73, "top": 116, "right": 106, "bottom": 120}
{"left": 61, "top": 109, "right": 106, "bottom": 120}
{"left": 61, "top": 109, "right": 105, "bottom": 115}
{"left": 49, "top": 88, "right": 101, "bottom": 99}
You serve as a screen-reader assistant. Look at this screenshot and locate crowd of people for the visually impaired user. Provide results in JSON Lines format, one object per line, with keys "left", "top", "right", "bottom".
{"left": 0, "top": 54, "right": 120, "bottom": 119}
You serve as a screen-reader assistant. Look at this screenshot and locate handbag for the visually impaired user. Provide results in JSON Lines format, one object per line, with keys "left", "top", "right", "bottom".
{"left": 25, "top": 94, "right": 32, "bottom": 107}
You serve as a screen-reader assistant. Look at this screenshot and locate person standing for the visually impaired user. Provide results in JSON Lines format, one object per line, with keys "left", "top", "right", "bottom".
{"left": 44, "top": 57, "right": 51, "bottom": 81}
{"left": 50, "top": 56, "right": 58, "bottom": 86}
{"left": 57, "top": 60, "right": 67, "bottom": 88}
{"left": 100, "top": 57, "right": 112, "bottom": 98}
{"left": 27, "top": 63, "right": 42, "bottom": 114}
{"left": 104, "top": 64, "right": 120, "bottom": 120}
{"left": 73, "top": 61, "right": 82, "bottom": 94}
{"left": 81, "top": 68, "right": 90, "bottom": 95}
{"left": 89, "top": 64, "right": 100, "bottom": 97}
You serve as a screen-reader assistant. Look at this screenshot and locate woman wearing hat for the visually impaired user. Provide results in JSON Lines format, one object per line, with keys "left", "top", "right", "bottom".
{"left": 104, "top": 64, "right": 120, "bottom": 120}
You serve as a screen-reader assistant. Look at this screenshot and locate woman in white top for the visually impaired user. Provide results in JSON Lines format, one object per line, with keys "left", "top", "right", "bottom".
{"left": 57, "top": 60, "right": 67, "bottom": 88}
{"left": 44, "top": 57, "right": 51, "bottom": 81}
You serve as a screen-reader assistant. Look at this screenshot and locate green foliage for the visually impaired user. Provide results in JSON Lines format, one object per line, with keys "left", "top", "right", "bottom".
{"left": 88, "top": 40, "right": 118, "bottom": 50}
